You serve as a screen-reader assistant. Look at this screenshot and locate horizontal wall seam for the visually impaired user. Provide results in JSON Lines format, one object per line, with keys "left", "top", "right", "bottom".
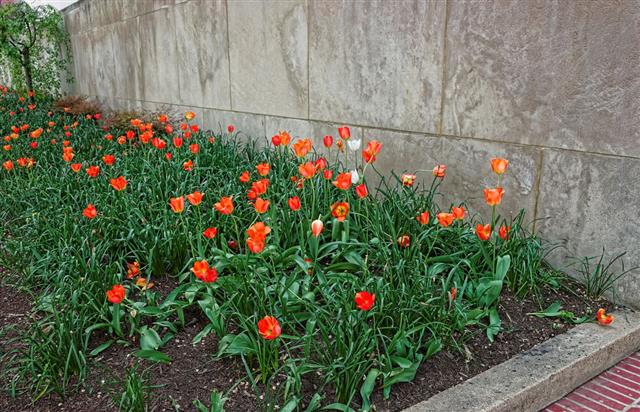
{"left": 87, "top": 94, "right": 640, "bottom": 162}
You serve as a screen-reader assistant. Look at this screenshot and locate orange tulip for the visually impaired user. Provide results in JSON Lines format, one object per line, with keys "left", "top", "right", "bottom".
{"left": 253, "top": 197, "right": 270, "bottom": 214}
{"left": 416, "top": 211, "right": 430, "bottom": 225}
{"left": 214, "top": 196, "right": 234, "bottom": 215}
{"left": 246, "top": 221, "right": 271, "bottom": 243}
{"left": 323, "top": 169, "right": 333, "bottom": 180}
{"left": 257, "top": 316, "right": 281, "bottom": 340}
{"left": 2, "top": 160, "right": 13, "bottom": 171}
{"left": 189, "top": 143, "right": 199, "bottom": 154}
{"left": 298, "top": 162, "right": 316, "bottom": 179}
{"left": 187, "top": 191, "right": 203, "bottom": 206}
{"left": 437, "top": 212, "right": 454, "bottom": 227}
{"left": 333, "top": 172, "right": 352, "bottom": 190}
{"left": 596, "top": 308, "right": 614, "bottom": 325}
{"left": 30, "top": 127, "right": 43, "bottom": 138}
{"left": 484, "top": 187, "right": 505, "bottom": 206}
{"left": 110, "top": 176, "right": 128, "bottom": 191}
{"left": 182, "top": 160, "right": 194, "bottom": 171}
{"left": 452, "top": 206, "right": 465, "bottom": 220}
{"left": 490, "top": 158, "right": 509, "bottom": 175}
{"left": 432, "top": 164, "right": 446, "bottom": 178}
{"left": 256, "top": 163, "right": 270, "bottom": 176}
{"left": 185, "top": 111, "right": 196, "bottom": 120}
{"left": 70, "top": 163, "right": 82, "bottom": 172}
{"left": 62, "top": 151, "right": 75, "bottom": 162}
{"left": 475, "top": 224, "right": 491, "bottom": 241}
{"left": 362, "top": 140, "right": 382, "bottom": 164}
{"left": 331, "top": 201, "right": 349, "bottom": 222}
{"left": 126, "top": 261, "right": 140, "bottom": 279}
{"left": 401, "top": 173, "right": 416, "bottom": 187}
{"left": 191, "top": 260, "right": 218, "bottom": 283}
{"left": 170, "top": 196, "right": 185, "bottom": 213}
{"left": 239, "top": 171, "right": 250, "bottom": 183}
{"left": 292, "top": 138, "right": 313, "bottom": 157}
{"left": 83, "top": 204, "right": 97, "bottom": 219}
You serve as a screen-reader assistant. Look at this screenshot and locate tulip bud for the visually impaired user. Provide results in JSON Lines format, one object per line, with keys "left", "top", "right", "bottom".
{"left": 311, "top": 219, "right": 324, "bottom": 237}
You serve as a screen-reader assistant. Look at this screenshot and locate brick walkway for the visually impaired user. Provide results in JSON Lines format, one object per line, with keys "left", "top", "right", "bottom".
{"left": 544, "top": 352, "right": 640, "bottom": 412}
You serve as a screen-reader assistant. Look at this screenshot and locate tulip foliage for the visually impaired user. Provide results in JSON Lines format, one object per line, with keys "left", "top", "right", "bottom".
{"left": 0, "top": 89, "right": 565, "bottom": 408}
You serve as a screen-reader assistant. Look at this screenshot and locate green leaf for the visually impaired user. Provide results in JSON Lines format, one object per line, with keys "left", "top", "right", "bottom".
{"left": 140, "top": 326, "right": 162, "bottom": 350}
{"left": 89, "top": 340, "right": 113, "bottom": 356}
{"left": 216, "top": 333, "right": 256, "bottom": 357}
{"left": 136, "top": 349, "right": 172, "bottom": 364}
{"left": 495, "top": 255, "right": 511, "bottom": 281}
{"left": 486, "top": 308, "right": 501, "bottom": 342}
{"left": 360, "top": 369, "right": 379, "bottom": 411}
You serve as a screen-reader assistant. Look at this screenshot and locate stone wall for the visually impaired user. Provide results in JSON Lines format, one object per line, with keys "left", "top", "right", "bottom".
{"left": 62, "top": 0, "right": 640, "bottom": 307}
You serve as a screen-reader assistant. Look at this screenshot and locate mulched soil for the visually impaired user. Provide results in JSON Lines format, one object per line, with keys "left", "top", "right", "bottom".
{"left": 0, "top": 272, "right": 616, "bottom": 412}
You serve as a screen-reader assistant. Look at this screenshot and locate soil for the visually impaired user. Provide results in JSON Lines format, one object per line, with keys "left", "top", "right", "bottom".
{"left": 0, "top": 273, "right": 616, "bottom": 412}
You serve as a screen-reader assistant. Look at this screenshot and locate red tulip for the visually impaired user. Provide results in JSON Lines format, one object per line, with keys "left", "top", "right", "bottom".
{"left": 338, "top": 126, "right": 350, "bottom": 140}
{"left": 110, "top": 176, "right": 128, "bottom": 191}
{"left": 490, "top": 158, "right": 509, "bottom": 175}
{"left": 288, "top": 196, "right": 301, "bottom": 211}
{"left": 355, "top": 183, "right": 368, "bottom": 199}
{"left": 86, "top": 165, "right": 100, "bottom": 178}
{"left": 333, "top": 172, "right": 352, "bottom": 190}
{"left": 354, "top": 291, "right": 375, "bottom": 311}
{"left": 239, "top": 171, "right": 250, "bottom": 183}
{"left": 298, "top": 162, "right": 316, "bottom": 179}
{"left": 253, "top": 197, "right": 270, "bottom": 214}
{"left": 227, "top": 124, "right": 235, "bottom": 133}
{"left": 499, "top": 225, "right": 511, "bottom": 240}
{"left": 102, "top": 155, "right": 115, "bottom": 165}
{"left": 397, "top": 235, "right": 410, "bottom": 248}
{"left": 214, "top": 196, "right": 234, "bottom": 215}
{"left": 203, "top": 227, "right": 218, "bottom": 239}
{"left": 323, "top": 135, "right": 333, "bottom": 147}
{"left": 596, "top": 308, "right": 614, "bottom": 325}
{"left": 331, "top": 201, "right": 349, "bottom": 222}
{"left": 256, "top": 163, "right": 270, "bottom": 176}
{"left": 106, "top": 285, "right": 126, "bottom": 304}
{"left": 437, "top": 212, "right": 454, "bottom": 227}
{"left": 452, "top": 206, "right": 465, "bottom": 220}
{"left": 83, "top": 204, "right": 97, "bottom": 219}
{"left": 362, "top": 140, "right": 382, "bottom": 164}
{"left": 257, "top": 316, "right": 281, "bottom": 340}
{"left": 191, "top": 260, "right": 218, "bottom": 283}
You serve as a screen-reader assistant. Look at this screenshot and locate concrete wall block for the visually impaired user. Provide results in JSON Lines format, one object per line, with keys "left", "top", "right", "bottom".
{"left": 173, "top": 0, "right": 231, "bottom": 109}
{"left": 443, "top": 0, "right": 640, "bottom": 157}
{"left": 203, "top": 109, "right": 266, "bottom": 141}
{"left": 228, "top": 0, "right": 308, "bottom": 118}
{"left": 138, "top": 7, "right": 180, "bottom": 103}
{"left": 309, "top": 0, "right": 446, "bottom": 132}
{"left": 110, "top": 20, "right": 143, "bottom": 101}
{"left": 536, "top": 149, "right": 640, "bottom": 307}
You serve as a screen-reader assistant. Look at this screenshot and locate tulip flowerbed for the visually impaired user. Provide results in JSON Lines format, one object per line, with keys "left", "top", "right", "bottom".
{"left": 0, "top": 90, "right": 611, "bottom": 411}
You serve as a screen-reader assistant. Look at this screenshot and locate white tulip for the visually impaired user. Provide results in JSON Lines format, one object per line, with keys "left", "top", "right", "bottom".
{"left": 347, "top": 138, "right": 361, "bottom": 151}
{"left": 351, "top": 169, "right": 360, "bottom": 184}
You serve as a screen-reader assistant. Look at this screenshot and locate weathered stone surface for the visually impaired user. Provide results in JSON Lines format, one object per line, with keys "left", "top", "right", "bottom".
{"left": 363, "top": 129, "right": 541, "bottom": 220}
{"left": 110, "top": 20, "right": 143, "bottom": 101}
{"left": 63, "top": 6, "right": 82, "bottom": 35}
{"left": 309, "top": 0, "right": 445, "bottom": 133}
{"left": 443, "top": 1, "right": 640, "bottom": 157}
{"left": 123, "top": 0, "right": 176, "bottom": 20}
{"left": 84, "top": 0, "right": 124, "bottom": 28}
{"left": 138, "top": 8, "right": 179, "bottom": 103}
{"left": 203, "top": 109, "right": 266, "bottom": 141}
{"left": 404, "top": 309, "right": 640, "bottom": 412}
{"left": 227, "top": 0, "right": 308, "bottom": 117}
{"left": 89, "top": 27, "right": 116, "bottom": 98}
{"left": 70, "top": 33, "right": 95, "bottom": 96}
{"left": 173, "top": 0, "right": 230, "bottom": 110}
{"left": 536, "top": 149, "right": 640, "bottom": 307}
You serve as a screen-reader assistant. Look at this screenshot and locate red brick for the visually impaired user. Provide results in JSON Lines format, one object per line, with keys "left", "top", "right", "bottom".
{"left": 598, "top": 376, "right": 640, "bottom": 398}
{"left": 574, "top": 387, "right": 628, "bottom": 410}
{"left": 617, "top": 362, "right": 640, "bottom": 377}
{"left": 583, "top": 381, "right": 635, "bottom": 404}
{"left": 555, "top": 399, "right": 589, "bottom": 412}
{"left": 621, "top": 357, "right": 640, "bottom": 369}
{"left": 601, "top": 369, "right": 640, "bottom": 392}
{"left": 546, "top": 404, "right": 570, "bottom": 412}
{"left": 566, "top": 392, "right": 616, "bottom": 411}
{"left": 606, "top": 368, "right": 640, "bottom": 388}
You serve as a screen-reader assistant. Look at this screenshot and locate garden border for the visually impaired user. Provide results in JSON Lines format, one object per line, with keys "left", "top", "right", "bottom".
{"left": 403, "top": 309, "right": 640, "bottom": 412}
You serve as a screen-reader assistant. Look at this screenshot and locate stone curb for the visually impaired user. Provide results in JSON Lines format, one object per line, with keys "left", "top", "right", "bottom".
{"left": 403, "top": 310, "right": 640, "bottom": 412}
